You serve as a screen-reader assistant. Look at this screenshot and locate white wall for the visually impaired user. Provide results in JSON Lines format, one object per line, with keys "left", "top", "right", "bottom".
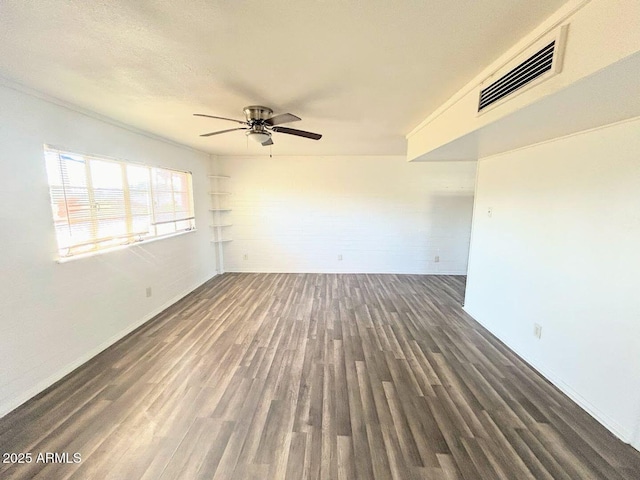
{"left": 464, "top": 118, "right": 640, "bottom": 446}
{"left": 0, "top": 83, "right": 217, "bottom": 417}
{"left": 217, "top": 155, "right": 476, "bottom": 274}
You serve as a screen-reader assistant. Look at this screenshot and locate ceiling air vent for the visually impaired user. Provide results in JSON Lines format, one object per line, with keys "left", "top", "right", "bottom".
{"left": 478, "top": 25, "right": 568, "bottom": 114}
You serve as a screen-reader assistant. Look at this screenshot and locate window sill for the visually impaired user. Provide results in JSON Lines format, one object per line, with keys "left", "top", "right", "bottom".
{"left": 56, "top": 229, "right": 198, "bottom": 264}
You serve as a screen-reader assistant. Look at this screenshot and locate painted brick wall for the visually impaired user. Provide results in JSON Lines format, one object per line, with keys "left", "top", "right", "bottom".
{"left": 215, "top": 155, "right": 476, "bottom": 274}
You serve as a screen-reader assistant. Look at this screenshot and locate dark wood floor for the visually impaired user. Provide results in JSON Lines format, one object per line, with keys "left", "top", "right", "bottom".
{"left": 1, "top": 273, "right": 639, "bottom": 479}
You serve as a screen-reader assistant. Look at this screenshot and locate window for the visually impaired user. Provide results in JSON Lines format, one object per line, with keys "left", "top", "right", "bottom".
{"left": 44, "top": 146, "right": 195, "bottom": 259}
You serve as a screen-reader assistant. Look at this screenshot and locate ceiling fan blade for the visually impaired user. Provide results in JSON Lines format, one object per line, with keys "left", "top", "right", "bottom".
{"left": 194, "top": 113, "right": 246, "bottom": 125}
{"left": 261, "top": 137, "right": 274, "bottom": 146}
{"left": 200, "top": 127, "right": 247, "bottom": 137}
{"left": 265, "top": 113, "right": 301, "bottom": 126}
{"left": 271, "top": 126, "right": 322, "bottom": 140}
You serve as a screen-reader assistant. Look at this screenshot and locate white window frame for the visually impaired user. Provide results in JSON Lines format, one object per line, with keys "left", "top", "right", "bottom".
{"left": 44, "top": 146, "right": 196, "bottom": 261}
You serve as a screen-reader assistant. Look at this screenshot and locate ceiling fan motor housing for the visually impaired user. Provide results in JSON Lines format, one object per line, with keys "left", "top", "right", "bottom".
{"left": 243, "top": 106, "right": 273, "bottom": 123}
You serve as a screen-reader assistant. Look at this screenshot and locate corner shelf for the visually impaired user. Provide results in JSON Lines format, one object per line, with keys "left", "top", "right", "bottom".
{"left": 209, "top": 174, "right": 232, "bottom": 255}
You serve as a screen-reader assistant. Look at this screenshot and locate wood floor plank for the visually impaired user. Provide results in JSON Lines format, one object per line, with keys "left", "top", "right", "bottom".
{"left": 284, "top": 431, "right": 306, "bottom": 480}
{"left": 1, "top": 273, "right": 639, "bottom": 479}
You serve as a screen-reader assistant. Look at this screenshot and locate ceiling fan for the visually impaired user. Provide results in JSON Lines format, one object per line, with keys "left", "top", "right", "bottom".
{"left": 194, "top": 106, "right": 322, "bottom": 146}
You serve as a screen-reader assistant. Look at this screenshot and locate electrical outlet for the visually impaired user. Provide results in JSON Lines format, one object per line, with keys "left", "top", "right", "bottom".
{"left": 146, "top": 287, "right": 152, "bottom": 298}
{"left": 243, "top": 254, "right": 248, "bottom": 260}
{"left": 338, "top": 254, "right": 343, "bottom": 261}
{"left": 534, "top": 323, "right": 542, "bottom": 339}
{"left": 487, "top": 207, "right": 493, "bottom": 218}
{"left": 434, "top": 255, "right": 440, "bottom": 263}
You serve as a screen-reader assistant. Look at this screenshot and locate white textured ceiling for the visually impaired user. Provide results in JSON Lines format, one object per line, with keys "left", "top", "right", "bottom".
{"left": 0, "top": 0, "right": 567, "bottom": 156}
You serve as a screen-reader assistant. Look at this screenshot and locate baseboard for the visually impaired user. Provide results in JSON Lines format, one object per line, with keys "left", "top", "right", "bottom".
{"left": 463, "top": 305, "right": 634, "bottom": 446}
{"left": 0, "top": 273, "right": 217, "bottom": 419}
{"left": 224, "top": 268, "right": 468, "bottom": 275}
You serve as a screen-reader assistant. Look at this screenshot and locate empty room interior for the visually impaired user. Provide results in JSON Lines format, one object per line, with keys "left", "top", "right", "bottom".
{"left": 1, "top": 1, "right": 639, "bottom": 479}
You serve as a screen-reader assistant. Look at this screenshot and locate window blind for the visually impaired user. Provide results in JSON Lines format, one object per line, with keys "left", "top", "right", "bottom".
{"left": 44, "top": 147, "right": 195, "bottom": 258}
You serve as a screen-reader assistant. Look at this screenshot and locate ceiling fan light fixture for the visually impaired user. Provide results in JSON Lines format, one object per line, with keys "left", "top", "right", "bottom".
{"left": 246, "top": 130, "right": 271, "bottom": 144}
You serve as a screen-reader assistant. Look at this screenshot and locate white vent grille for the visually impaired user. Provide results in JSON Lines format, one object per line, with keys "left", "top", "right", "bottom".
{"left": 477, "top": 25, "right": 568, "bottom": 114}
